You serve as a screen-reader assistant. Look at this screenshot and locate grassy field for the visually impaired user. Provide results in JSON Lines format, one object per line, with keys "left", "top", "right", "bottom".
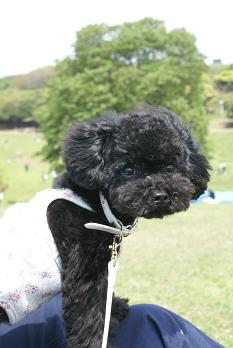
{"left": 0, "top": 127, "right": 232, "bottom": 214}
{"left": 0, "top": 128, "right": 233, "bottom": 347}
{"left": 208, "top": 128, "right": 233, "bottom": 191}
{"left": 0, "top": 129, "right": 52, "bottom": 215}
{"left": 116, "top": 205, "right": 233, "bottom": 347}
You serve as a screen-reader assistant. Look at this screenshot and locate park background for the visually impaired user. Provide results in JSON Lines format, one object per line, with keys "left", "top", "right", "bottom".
{"left": 0, "top": 1, "right": 233, "bottom": 347}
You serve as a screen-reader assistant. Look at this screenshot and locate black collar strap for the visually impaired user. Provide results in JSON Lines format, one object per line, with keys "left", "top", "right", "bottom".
{"left": 85, "top": 191, "right": 138, "bottom": 237}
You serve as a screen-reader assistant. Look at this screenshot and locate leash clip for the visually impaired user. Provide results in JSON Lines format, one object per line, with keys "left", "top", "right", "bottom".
{"left": 109, "top": 235, "right": 122, "bottom": 266}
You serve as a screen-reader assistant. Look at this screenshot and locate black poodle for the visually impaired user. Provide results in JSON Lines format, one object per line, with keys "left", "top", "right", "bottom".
{"left": 0, "top": 107, "right": 210, "bottom": 348}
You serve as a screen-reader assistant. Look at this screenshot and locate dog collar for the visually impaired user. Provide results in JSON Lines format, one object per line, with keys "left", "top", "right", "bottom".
{"left": 85, "top": 191, "right": 138, "bottom": 237}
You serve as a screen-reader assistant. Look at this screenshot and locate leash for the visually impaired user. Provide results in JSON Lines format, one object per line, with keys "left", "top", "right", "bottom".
{"left": 101, "top": 236, "right": 121, "bottom": 348}
{"left": 85, "top": 191, "right": 138, "bottom": 348}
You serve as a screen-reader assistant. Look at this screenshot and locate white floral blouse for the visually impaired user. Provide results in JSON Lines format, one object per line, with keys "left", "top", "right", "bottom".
{"left": 0, "top": 188, "right": 94, "bottom": 324}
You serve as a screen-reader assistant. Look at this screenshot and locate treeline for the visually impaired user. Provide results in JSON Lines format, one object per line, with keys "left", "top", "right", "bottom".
{"left": 0, "top": 67, "right": 55, "bottom": 126}
{"left": 0, "top": 18, "right": 232, "bottom": 160}
{"left": 0, "top": 58, "right": 232, "bottom": 129}
{"left": 214, "top": 67, "right": 233, "bottom": 92}
{"left": 204, "top": 65, "right": 233, "bottom": 119}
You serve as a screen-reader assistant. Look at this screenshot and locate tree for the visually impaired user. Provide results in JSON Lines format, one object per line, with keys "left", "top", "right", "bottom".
{"left": 0, "top": 88, "right": 43, "bottom": 123}
{"left": 38, "top": 18, "right": 208, "bottom": 168}
{"left": 0, "top": 78, "right": 10, "bottom": 91}
{"left": 202, "top": 73, "right": 217, "bottom": 114}
{"left": 225, "top": 99, "right": 233, "bottom": 119}
{"left": 214, "top": 68, "right": 233, "bottom": 91}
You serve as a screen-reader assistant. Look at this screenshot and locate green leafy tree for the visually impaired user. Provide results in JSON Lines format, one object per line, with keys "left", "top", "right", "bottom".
{"left": 214, "top": 68, "right": 233, "bottom": 91}
{"left": 0, "top": 78, "right": 10, "bottom": 91}
{"left": 38, "top": 18, "right": 208, "bottom": 168}
{"left": 225, "top": 99, "right": 233, "bottom": 119}
{"left": 202, "top": 73, "right": 217, "bottom": 114}
{"left": 0, "top": 89, "right": 43, "bottom": 122}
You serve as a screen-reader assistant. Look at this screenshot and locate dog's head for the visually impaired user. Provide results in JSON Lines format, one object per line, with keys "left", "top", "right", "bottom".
{"left": 63, "top": 107, "right": 210, "bottom": 219}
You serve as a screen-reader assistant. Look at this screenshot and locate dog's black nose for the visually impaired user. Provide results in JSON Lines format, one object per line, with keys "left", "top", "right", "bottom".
{"left": 154, "top": 192, "right": 169, "bottom": 205}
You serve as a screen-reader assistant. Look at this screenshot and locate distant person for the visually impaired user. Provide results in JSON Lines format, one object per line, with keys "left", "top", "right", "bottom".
{"left": 207, "top": 188, "right": 215, "bottom": 199}
{"left": 24, "top": 163, "right": 30, "bottom": 172}
{"left": 217, "top": 162, "right": 226, "bottom": 174}
{"left": 41, "top": 172, "right": 49, "bottom": 182}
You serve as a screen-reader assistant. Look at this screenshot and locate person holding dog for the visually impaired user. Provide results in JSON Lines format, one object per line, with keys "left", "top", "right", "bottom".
{"left": 0, "top": 293, "right": 224, "bottom": 347}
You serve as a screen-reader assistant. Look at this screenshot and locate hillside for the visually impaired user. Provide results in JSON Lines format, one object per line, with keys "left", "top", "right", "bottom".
{"left": 0, "top": 66, "right": 55, "bottom": 127}
{"left": 0, "top": 66, "right": 55, "bottom": 90}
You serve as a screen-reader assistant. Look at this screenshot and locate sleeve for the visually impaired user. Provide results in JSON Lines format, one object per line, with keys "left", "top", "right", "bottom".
{"left": 0, "top": 293, "right": 67, "bottom": 348}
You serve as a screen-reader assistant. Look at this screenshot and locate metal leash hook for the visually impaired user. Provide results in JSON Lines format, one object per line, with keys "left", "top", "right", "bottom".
{"left": 109, "top": 235, "right": 122, "bottom": 266}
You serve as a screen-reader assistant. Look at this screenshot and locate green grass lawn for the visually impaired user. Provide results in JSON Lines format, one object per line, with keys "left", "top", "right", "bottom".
{"left": 0, "top": 128, "right": 233, "bottom": 346}
{"left": 116, "top": 205, "right": 233, "bottom": 347}
{"left": 0, "top": 127, "right": 232, "bottom": 214}
{"left": 208, "top": 128, "right": 233, "bottom": 191}
{"left": 0, "top": 129, "right": 52, "bottom": 215}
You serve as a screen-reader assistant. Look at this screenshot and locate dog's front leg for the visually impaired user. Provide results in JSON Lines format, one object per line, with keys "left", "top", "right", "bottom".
{"left": 106, "top": 295, "right": 129, "bottom": 347}
{"left": 47, "top": 200, "right": 120, "bottom": 347}
{"left": 63, "top": 242, "right": 114, "bottom": 348}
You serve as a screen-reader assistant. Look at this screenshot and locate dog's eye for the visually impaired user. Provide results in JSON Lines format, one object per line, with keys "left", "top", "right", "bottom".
{"left": 122, "top": 167, "right": 136, "bottom": 176}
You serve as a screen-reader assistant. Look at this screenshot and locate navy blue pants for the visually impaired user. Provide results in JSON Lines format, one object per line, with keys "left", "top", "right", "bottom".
{"left": 0, "top": 294, "right": 224, "bottom": 348}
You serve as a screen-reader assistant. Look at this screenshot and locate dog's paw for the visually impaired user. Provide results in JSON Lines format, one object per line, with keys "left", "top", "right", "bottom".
{"left": 111, "top": 296, "right": 129, "bottom": 321}
{"left": 108, "top": 296, "right": 129, "bottom": 346}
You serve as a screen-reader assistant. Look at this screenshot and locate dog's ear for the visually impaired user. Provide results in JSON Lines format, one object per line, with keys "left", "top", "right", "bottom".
{"left": 63, "top": 120, "right": 116, "bottom": 189}
{"left": 185, "top": 139, "right": 210, "bottom": 199}
{"left": 166, "top": 111, "right": 210, "bottom": 200}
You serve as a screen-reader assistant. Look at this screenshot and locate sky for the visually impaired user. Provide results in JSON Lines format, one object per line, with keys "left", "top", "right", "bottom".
{"left": 0, "top": 0, "right": 232, "bottom": 78}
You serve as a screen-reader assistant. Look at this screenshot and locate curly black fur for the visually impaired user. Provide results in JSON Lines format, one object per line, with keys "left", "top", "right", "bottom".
{"left": 0, "top": 107, "right": 210, "bottom": 347}
{"left": 48, "top": 107, "right": 210, "bottom": 348}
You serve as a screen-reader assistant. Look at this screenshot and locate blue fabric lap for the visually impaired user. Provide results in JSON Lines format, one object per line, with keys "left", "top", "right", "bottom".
{"left": 0, "top": 294, "right": 66, "bottom": 348}
{"left": 0, "top": 294, "right": 224, "bottom": 348}
{"left": 114, "top": 304, "right": 224, "bottom": 348}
